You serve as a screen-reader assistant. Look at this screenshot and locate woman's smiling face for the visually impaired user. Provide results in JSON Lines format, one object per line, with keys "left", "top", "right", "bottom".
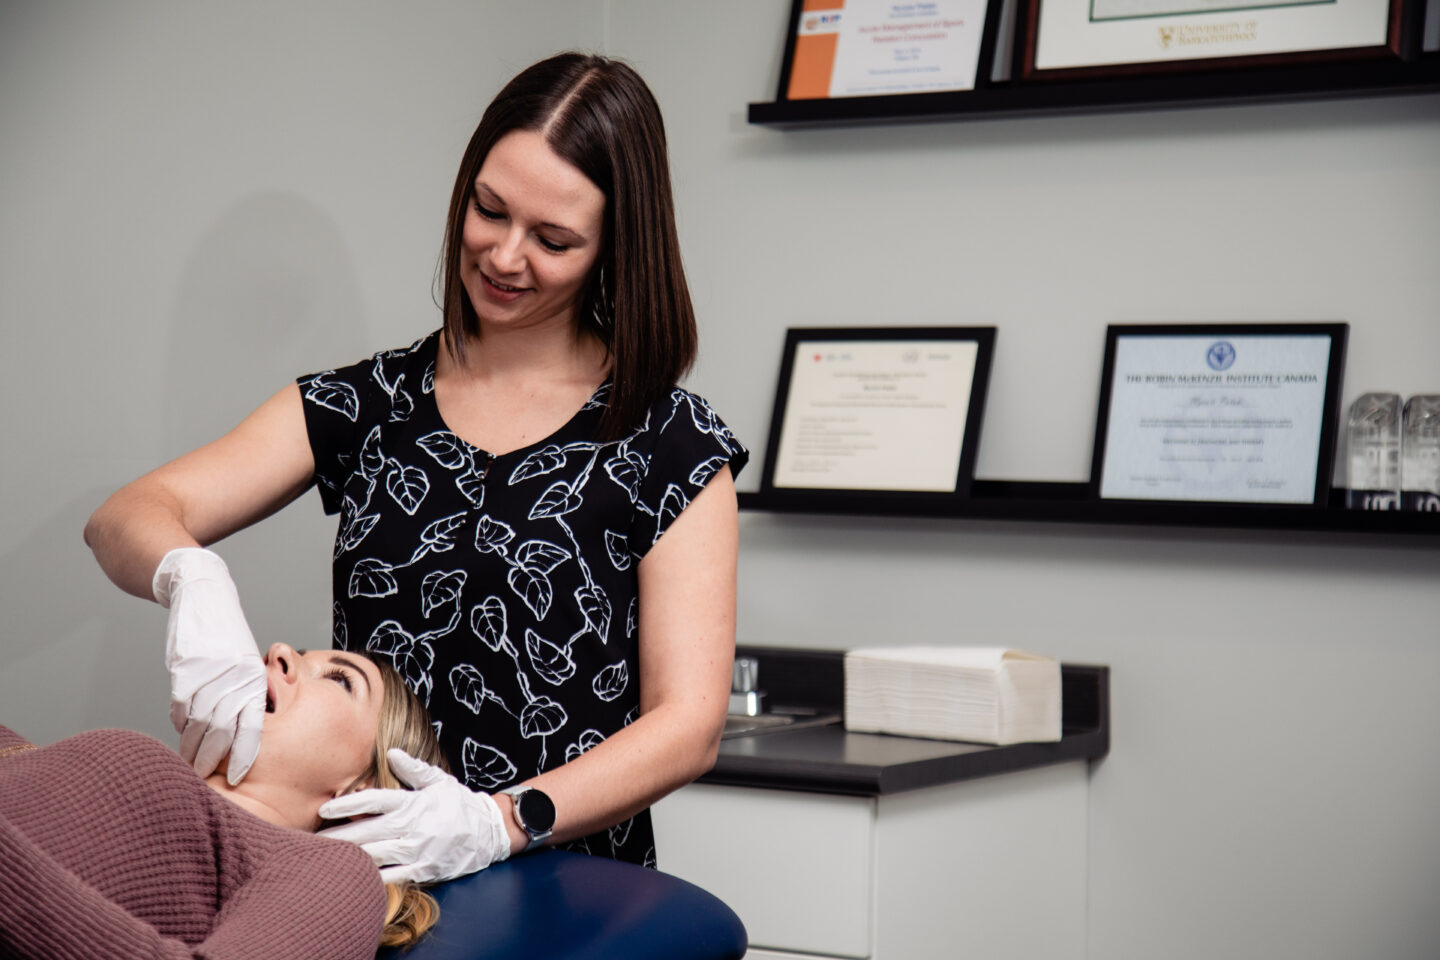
{"left": 255, "top": 643, "right": 384, "bottom": 800}
{"left": 458, "top": 129, "right": 606, "bottom": 335}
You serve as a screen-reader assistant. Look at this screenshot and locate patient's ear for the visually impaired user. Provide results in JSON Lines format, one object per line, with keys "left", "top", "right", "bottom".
{"left": 336, "top": 773, "right": 377, "bottom": 798}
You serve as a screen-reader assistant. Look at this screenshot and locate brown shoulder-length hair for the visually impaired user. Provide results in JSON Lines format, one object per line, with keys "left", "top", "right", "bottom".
{"left": 439, "top": 51, "right": 696, "bottom": 441}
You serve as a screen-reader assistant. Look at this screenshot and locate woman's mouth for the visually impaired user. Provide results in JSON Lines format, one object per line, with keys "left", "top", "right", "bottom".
{"left": 481, "top": 271, "right": 529, "bottom": 301}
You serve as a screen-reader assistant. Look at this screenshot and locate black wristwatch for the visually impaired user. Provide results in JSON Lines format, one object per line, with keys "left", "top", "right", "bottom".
{"left": 498, "top": 786, "right": 555, "bottom": 852}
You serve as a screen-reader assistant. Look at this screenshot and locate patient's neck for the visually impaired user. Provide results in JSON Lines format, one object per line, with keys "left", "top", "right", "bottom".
{"left": 205, "top": 766, "right": 321, "bottom": 833}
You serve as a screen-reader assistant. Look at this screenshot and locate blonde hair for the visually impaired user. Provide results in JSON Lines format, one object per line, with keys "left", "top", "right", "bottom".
{"left": 352, "top": 656, "right": 449, "bottom": 949}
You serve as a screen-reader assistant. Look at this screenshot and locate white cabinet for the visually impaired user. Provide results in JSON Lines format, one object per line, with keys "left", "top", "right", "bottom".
{"left": 652, "top": 762, "right": 1088, "bottom": 960}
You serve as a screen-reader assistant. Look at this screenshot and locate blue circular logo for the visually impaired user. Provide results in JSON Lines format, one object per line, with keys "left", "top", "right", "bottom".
{"left": 1206, "top": 341, "right": 1236, "bottom": 371}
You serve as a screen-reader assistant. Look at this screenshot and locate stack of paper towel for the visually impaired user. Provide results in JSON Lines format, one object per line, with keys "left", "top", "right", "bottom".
{"left": 843, "top": 646, "right": 1061, "bottom": 745}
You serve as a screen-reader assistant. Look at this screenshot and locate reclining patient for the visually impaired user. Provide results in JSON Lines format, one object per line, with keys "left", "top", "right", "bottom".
{"left": 0, "top": 642, "right": 447, "bottom": 958}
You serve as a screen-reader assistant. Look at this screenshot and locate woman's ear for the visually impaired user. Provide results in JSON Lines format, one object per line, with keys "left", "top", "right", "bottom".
{"left": 336, "top": 773, "right": 377, "bottom": 799}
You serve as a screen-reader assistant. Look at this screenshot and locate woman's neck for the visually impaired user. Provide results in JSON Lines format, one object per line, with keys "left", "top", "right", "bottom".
{"left": 205, "top": 773, "right": 319, "bottom": 832}
{"left": 445, "top": 318, "right": 609, "bottom": 387}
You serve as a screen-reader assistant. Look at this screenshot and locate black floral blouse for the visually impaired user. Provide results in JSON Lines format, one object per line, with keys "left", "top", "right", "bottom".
{"left": 297, "top": 331, "right": 747, "bottom": 866}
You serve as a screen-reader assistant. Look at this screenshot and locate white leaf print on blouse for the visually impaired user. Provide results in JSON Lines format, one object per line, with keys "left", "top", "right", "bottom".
{"left": 417, "top": 431, "right": 472, "bottom": 470}
{"left": 603, "top": 530, "right": 631, "bottom": 571}
{"left": 469, "top": 595, "right": 511, "bottom": 654}
{"left": 609, "top": 815, "right": 633, "bottom": 850}
{"left": 366, "top": 620, "right": 435, "bottom": 705}
{"left": 575, "top": 583, "right": 612, "bottom": 643}
{"left": 520, "top": 696, "right": 568, "bottom": 739}
{"left": 603, "top": 445, "right": 648, "bottom": 503}
{"left": 475, "top": 515, "right": 516, "bottom": 555}
{"left": 506, "top": 540, "right": 572, "bottom": 620}
{"left": 689, "top": 455, "right": 729, "bottom": 488}
{"left": 420, "top": 569, "right": 467, "bottom": 618}
{"left": 591, "top": 661, "right": 628, "bottom": 702}
{"left": 449, "top": 663, "right": 514, "bottom": 718}
{"left": 349, "top": 558, "right": 399, "bottom": 598}
{"left": 510, "top": 444, "right": 569, "bottom": 483}
{"left": 303, "top": 374, "right": 359, "bottom": 422}
{"left": 385, "top": 463, "right": 430, "bottom": 515}
{"left": 419, "top": 512, "right": 468, "bottom": 555}
{"left": 525, "top": 628, "right": 577, "bottom": 685}
{"left": 360, "top": 426, "right": 387, "bottom": 479}
{"left": 529, "top": 479, "right": 582, "bottom": 520}
{"left": 564, "top": 728, "right": 606, "bottom": 763}
{"left": 461, "top": 738, "right": 517, "bottom": 791}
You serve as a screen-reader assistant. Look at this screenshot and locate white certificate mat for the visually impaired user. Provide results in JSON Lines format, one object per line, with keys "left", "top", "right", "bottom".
{"left": 772, "top": 339, "right": 978, "bottom": 492}
{"left": 787, "top": 0, "right": 990, "bottom": 98}
{"left": 1033, "top": 0, "right": 1393, "bottom": 71}
{"left": 1099, "top": 334, "right": 1334, "bottom": 503}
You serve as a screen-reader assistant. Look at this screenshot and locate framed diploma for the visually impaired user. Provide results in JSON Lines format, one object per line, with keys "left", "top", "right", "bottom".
{"left": 1090, "top": 323, "right": 1348, "bottom": 507}
{"left": 777, "top": 0, "right": 997, "bottom": 99}
{"left": 760, "top": 327, "right": 996, "bottom": 497}
{"left": 1020, "top": 0, "right": 1404, "bottom": 80}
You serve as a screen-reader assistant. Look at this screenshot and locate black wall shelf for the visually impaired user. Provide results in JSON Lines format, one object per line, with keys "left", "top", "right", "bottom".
{"left": 748, "top": 57, "right": 1440, "bottom": 128}
{"left": 740, "top": 482, "right": 1440, "bottom": 539}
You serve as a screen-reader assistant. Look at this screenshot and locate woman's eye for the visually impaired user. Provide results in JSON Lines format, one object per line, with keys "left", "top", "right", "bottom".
{"left": 472, "top": 198, "right": 503, "bottom": 221}
{"left": 537, "top": 236, "right": 571, "bottom": 253}
{"left": 324, "top": 668, "right": 353, "bottom": 693}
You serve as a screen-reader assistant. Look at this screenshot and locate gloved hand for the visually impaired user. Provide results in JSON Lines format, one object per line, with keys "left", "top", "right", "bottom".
{"left": 318, "top": 748, "right": 511, "bottom": 884}
{"left": 152, "top": 547, "right": 267, "bottom": 785}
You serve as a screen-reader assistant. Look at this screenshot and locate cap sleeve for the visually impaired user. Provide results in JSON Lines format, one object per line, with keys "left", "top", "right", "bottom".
{"left": 629, "top": 389, "right": 748, "bottom": 561}
{"left": 296, "top": 357, "right": 380, "bottom": 515}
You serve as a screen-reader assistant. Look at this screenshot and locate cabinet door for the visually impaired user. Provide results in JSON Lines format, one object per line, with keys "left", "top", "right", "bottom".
{"left": 652, "top": 784, "right": 875, "bottom": 958}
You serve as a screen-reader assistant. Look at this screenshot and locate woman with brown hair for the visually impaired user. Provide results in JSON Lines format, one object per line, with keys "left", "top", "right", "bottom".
{"left": 0, "top": 644, "right": 448, "bottom": 956}
{"left": 85, "top": 52, "right": 747, "bottom": 884}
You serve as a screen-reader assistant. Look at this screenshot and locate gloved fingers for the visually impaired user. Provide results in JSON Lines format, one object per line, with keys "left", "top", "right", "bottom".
{"left": 316, "top": 811, "right": 406, "bottom": 846}
{"left": 384, "top": 748, "right": 450, "bottom": 790}
{"left": 225, "top": 694, "right": 266, "bottom": 786}
{"left": 191, "top": 719, "right": 236, "bottom": 779}
{"left": 318, "top": 788, "right": 411, "bottom": 822}
{"left": 354, "top": 838, "right": 417, "bottom": 869}
{"left": 177, "top": 714, "right": 211, "bottom": 767}
{"left": 378, "top": 863, "right": 425, "bottom": 885}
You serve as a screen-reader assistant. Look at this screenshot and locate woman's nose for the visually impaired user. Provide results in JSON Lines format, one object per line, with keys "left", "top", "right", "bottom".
{"left": 489, "top": 227, "right": 526, "bottom": 275}
{"left": 266, "top": 642, "right": 300, "bottom": 682}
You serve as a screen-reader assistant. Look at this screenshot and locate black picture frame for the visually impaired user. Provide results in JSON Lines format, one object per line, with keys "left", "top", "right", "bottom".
{"left": 1089, "top": 322, "right": 1348, "bottom": 508}
{"left": 1017, "top": 0, "right": 1410, "bottom": 82}
{"left": 759, "top": 326, "right": 996, "bottom": 502}
{"left": 775, "top": 0, "right": 1011, "bottom": 101}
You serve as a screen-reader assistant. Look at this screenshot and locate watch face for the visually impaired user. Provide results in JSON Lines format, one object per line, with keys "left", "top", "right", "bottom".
{"left": 517, "top": 788, "right": 556, "bottom": 833}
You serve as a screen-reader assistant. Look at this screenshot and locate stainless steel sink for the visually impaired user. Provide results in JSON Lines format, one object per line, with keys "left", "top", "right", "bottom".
{"left": 722, "top": 708, "right": 841, "bottom": 739}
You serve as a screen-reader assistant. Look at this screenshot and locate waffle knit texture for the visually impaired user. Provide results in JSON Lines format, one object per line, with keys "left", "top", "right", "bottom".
{"left": 0, "top": 725, "right": 384, "bottom": 959}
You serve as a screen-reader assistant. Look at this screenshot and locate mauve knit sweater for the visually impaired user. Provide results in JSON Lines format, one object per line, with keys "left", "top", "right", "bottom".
{"left": 0, "top": 724, "right": 385, "bottom": 959}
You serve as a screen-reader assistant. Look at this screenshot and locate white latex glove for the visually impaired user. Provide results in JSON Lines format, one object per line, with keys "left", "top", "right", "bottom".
{"left": 318, "top": 748, "right": 511, "bottom": 884}
{"left": 152, "top": 547, "right": 267, "bottom": 785}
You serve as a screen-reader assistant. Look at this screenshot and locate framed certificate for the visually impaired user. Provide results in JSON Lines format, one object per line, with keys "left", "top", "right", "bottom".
{"left": 1020, "top": 0, "right": 1404, "bottom": 80}
{"left": 1090, "top": 323, "right": 1348, "bottom": 507}
{"left": 777, "top": 0, "right": 998, "bottom": 99}
{"left": 760, "top": 327, "right": 996, "bottom": 497}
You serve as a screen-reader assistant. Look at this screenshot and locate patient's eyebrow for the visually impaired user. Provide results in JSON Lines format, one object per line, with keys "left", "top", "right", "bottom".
{"left": 327, "top": 654, "right": 373, "bottom": 697}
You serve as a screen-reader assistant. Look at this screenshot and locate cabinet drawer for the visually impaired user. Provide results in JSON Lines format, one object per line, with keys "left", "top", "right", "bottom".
{"left": 653, "top": 784, "right": 874, "bottom": 958}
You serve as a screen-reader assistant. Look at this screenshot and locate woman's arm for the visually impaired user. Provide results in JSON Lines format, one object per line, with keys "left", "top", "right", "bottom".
{"left": 84, "top": 383, "right": 317, "bottom": 599}
{"left": 507, "top": 464, "right": 738, "bottom": 850}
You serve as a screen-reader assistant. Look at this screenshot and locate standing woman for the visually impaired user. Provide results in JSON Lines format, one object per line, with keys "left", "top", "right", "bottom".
{"left": 85, "top": 52, "right": 747, "bottom": 880}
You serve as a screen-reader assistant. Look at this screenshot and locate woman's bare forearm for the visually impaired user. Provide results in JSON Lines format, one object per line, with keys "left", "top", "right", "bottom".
{"left": 84, "top": 482, "right": 202, "bottom": 600}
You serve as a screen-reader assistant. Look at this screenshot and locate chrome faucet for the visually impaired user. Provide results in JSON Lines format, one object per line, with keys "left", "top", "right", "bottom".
{"left": 729, "top": 656, "right": 765, "bottom": 717}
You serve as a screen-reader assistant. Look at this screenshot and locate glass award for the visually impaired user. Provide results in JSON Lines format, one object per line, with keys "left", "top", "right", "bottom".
{"left": 1345, "top": 392, "right": 1401, "bottom": 510}
{"left": 1402, "top": 395, "right": 1440, "bottom": 512}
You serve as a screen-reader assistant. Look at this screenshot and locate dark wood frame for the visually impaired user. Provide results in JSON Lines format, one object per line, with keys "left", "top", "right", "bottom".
{"left": 1088, "top": 322, "right": 1348, "bottom": 509}
{"left": 749, "top": 0, "right": 1437, "bottom": 126}
{"left": 758, "top": 326, "right": 996, "bottom": 502}
{"left": 774, "top": 0, "right": 1011, "bottom": 100}
{"left": 1018, "top": 0, "right": 1408, "bottom": 81}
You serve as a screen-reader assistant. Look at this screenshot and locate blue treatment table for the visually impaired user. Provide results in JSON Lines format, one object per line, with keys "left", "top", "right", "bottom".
{"left": 378, "top": 849, "right": 747, "bottom": 960}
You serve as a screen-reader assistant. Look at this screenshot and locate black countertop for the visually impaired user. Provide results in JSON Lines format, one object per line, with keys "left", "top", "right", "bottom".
{"left": 699, "top": 647, "right": 1109, "bottom": 797}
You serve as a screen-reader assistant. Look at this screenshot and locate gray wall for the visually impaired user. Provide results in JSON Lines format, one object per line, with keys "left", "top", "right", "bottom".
{"left": 3, "top": 2, "right": 1439, "bottom": 959}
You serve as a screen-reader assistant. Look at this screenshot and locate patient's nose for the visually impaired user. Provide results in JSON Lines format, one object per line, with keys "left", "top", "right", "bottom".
{"left": 266, "top": 642, "right": 300, "bottom": 682}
